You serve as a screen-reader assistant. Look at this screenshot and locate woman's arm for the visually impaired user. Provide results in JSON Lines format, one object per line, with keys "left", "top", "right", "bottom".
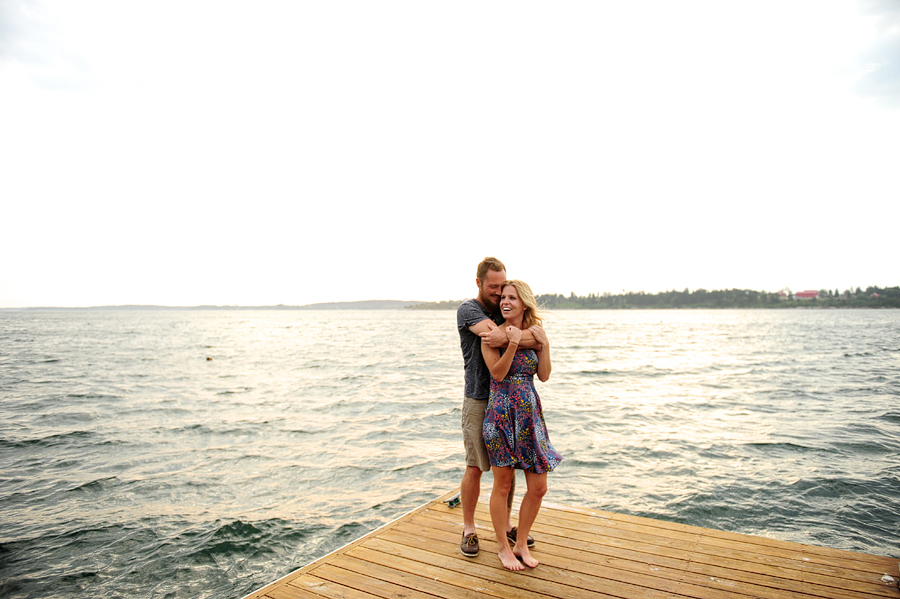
{"left": 531, "top": 326, "right": 552, "bottom": 382}
{"left": 482, "top": 326, "right": 523, "bottom": 381}
{"left": 480, "top": 324, "right": 542, "bottom": 351}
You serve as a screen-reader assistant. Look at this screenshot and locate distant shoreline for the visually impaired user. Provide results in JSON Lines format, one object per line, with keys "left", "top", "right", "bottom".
{"left": 4, "top": 286, "right": 899, "bottom": 310}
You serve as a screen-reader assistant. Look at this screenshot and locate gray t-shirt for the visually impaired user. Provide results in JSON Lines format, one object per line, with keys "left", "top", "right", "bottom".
{"left": 457, "top": 298, "right": 504, "bottom": 400}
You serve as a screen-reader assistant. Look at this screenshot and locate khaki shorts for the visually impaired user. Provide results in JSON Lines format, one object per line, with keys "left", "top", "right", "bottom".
{"left": 462, "top": 395, "right": 492, "bottom": 472}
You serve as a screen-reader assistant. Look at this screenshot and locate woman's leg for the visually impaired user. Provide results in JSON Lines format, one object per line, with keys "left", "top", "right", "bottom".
{"left": 513, "top": 470, "right": 547, "bottom": 568}
{"left": 490, "top": 466, "right": 523, "bottom": 571}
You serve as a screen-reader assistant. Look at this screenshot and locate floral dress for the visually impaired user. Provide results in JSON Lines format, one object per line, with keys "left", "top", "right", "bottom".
{"left": 483, "top": 348, "right": 562, "bottom": 473}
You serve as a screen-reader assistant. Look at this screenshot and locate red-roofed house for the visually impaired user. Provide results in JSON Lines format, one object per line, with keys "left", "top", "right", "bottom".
{"left": 795, "top": 290, "right": 819, "bottom": 300}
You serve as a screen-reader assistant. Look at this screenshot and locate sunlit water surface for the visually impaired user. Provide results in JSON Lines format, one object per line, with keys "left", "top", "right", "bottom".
{"left": 1, "top": 309, "right": 898, "bottom": 598}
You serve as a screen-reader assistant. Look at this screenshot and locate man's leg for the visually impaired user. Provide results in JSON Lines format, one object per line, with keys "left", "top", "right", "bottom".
{"left": 460, "top": 396, "right": 490, "bottom": 556}
{"left": 460, "top": 465, "right": 482, "bottom": 536}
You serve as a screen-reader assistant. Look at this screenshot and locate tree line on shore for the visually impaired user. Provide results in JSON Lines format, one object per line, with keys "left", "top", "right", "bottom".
{"left": 408, "top": 286, "right": 900, "bottom": 310}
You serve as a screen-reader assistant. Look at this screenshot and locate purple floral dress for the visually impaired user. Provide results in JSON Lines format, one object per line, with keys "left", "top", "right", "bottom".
{"left": 483, "top": 348, "right": 562, "bottom": 473}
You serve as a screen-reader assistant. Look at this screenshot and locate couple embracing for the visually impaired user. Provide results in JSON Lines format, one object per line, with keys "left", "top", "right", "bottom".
{"left": 456, "top": 256, "right": 562, "bottom": 571}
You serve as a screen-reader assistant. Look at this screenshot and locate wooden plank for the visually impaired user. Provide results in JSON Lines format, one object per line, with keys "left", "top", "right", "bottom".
{"left": 382, "top": 520, "right": 850, "bottom": 599}
{"left": 529, "top": 511, "right": 884, "bottom": 586}
{"left": 242, "top": 490, "right": 460, "bottom": 599}
{"left": 494, "top": 510, "right": 895, "bottom": 598}
{"left": 420, "top": 500, "right": 898, "bottom": 598}
{"left": 547, "top": 502, "right": 896, "bottom": 569}
{"left": 280, "top": 573, "right": 380, "bottom": 599}
{"left": 243, "top": 490, "right": 900, "bottom": 599}
{"left": 340, "top": 546, "right": 555, "bottom": 599}
{"left": 382, "top": 523, "right": 789, "bottom": 599}
{"left": 368, "top": 528, "right": 709, "bottom": 599}
{"left": 306, "top": 560, "right": 443, "bottom": 599}
{"left": 533, "top": 506, "right": 898, "bottom": 590}
{"left": 284, "top": 576, "right": 386, "bottom": 599}
{"left": 449, "top": 499, "right": 895, "bottom": 587}
{"left": 348, "top": 538, "right": 683, "bottom": 599}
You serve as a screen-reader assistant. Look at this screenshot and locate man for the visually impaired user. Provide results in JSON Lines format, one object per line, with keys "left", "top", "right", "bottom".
{"left": 456, "top": 256, "right": 538, "bottom": 557}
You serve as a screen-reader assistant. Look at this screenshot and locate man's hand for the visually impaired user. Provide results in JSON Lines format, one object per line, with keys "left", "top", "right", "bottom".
{"left": 530, "top": 325, "right": 549, "bottom": 348}
{"left": 478, "top": 321, "right": 509, "bottom": 348}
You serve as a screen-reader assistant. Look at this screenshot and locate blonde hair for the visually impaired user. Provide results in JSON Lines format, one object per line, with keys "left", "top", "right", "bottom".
{"left": 503, "top": 279, "right": 543, "bottom": 328}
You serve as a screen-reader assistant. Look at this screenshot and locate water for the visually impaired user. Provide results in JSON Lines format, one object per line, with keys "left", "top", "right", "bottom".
{"left": 1, "top": 308, "right": 898, "bottom": 598}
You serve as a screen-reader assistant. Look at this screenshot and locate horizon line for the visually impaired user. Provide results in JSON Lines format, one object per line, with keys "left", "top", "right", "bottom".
{"left": 4, "top": 284, "right": 898, "bottom": 310}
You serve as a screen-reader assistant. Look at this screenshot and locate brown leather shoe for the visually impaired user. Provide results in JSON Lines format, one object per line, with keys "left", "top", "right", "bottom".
{"left": 507, "top": 527, "right": 535, "bottom": 548}
{"left": 460, "top": 532, "right": 479, "bottom": 557}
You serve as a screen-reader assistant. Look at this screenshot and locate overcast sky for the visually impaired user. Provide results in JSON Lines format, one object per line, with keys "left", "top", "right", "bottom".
{"left": 1, "top": 0, "right": 898, "bottom": 307}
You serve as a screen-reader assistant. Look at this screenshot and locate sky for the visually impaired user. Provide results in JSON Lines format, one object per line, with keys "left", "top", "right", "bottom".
{"left": 1, "top": 0, "right": 898, "bottom": 307}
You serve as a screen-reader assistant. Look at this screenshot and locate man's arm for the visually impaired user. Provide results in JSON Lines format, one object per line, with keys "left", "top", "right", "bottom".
{"left": 471, "top": 320, "right": 541, "bottom": 350}
{"left": 469, "top": 319, "right": 505, "bottom": 347}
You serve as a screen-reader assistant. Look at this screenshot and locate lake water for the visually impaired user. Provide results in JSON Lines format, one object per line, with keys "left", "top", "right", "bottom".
{"left": 1, "top": 308, "right": 898, "bottom": 598}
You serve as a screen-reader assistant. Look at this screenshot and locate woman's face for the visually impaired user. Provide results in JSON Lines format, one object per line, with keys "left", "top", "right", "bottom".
{"left": 500, "top": 285, "right": 524, "bottom": 321}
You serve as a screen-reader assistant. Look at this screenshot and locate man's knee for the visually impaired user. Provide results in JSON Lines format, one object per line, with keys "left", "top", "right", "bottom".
{"left": 462, "top": 465, "right": 484, "bottom": 487}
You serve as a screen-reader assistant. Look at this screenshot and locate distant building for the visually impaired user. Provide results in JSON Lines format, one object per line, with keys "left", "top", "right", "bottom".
{"left": 795, "top": 290, "right": 819, "bottom": 300}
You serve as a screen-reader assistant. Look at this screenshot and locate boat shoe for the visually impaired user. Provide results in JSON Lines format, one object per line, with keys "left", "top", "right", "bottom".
{"left": 460, "top": 532, "right": 479, "bottom": 557}
{"left": 507, "top": 527, "right": 535, "bottom": 548}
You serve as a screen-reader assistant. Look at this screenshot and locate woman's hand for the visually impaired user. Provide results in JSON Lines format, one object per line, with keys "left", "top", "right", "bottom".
{"left": 530, "top": 325, "right": 549, "bottom": 348}
{"left": 506, "top": 325, "right": 523, "bottom": 345}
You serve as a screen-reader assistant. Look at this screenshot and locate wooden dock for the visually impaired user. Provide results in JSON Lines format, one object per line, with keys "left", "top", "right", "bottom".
{"left": 244, "top": 489, "right": 899, "bottom": 599}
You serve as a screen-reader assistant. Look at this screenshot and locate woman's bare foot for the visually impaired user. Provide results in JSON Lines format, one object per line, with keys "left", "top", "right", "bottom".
{"left": 498, "top": 547, "right": 525, "bottom": 571}
{"left": 513, "top": 545, "right": 539, "bottom": 568}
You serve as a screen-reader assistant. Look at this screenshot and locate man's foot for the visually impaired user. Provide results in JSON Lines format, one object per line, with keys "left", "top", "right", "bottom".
{"left": 460, "top": 532, "right": 479, "bottom": 557}
{"left": 499, "top": 547, "right": 525, "bottom": 571}
{"left": 513, "top": 545, "right": 539, "bottom": 569}
{"left": 506, "top": 527, "right": 535, "bottom": 548}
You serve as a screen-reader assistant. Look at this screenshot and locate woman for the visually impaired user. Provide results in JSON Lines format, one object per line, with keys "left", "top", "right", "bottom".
{"left": 481, "top": 280, "right": 562, "bottom": 571}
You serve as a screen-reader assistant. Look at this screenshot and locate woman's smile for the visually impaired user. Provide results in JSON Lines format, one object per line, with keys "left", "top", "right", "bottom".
{"left": 500, "top": 286, "right": 524, "bottom": 321}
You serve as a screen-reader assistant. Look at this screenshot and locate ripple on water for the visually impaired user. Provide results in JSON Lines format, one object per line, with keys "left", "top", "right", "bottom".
{"left": 1, "top": 308, "right": 899, "bottom": 599}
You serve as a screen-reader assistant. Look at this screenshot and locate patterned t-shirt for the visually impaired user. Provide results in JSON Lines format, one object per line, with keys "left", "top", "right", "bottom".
{"left": 457, "top": 299, "right": 504, "bottom": 399}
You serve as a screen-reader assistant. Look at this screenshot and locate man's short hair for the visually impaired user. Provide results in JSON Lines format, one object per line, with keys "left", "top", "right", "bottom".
{"left": 476, "top": 256, "right": 506, "bottom": 281}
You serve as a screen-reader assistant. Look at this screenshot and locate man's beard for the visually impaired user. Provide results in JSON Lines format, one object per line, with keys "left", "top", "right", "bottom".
{"left": 480, "top": 291, "right": 499, "bottom": 312}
